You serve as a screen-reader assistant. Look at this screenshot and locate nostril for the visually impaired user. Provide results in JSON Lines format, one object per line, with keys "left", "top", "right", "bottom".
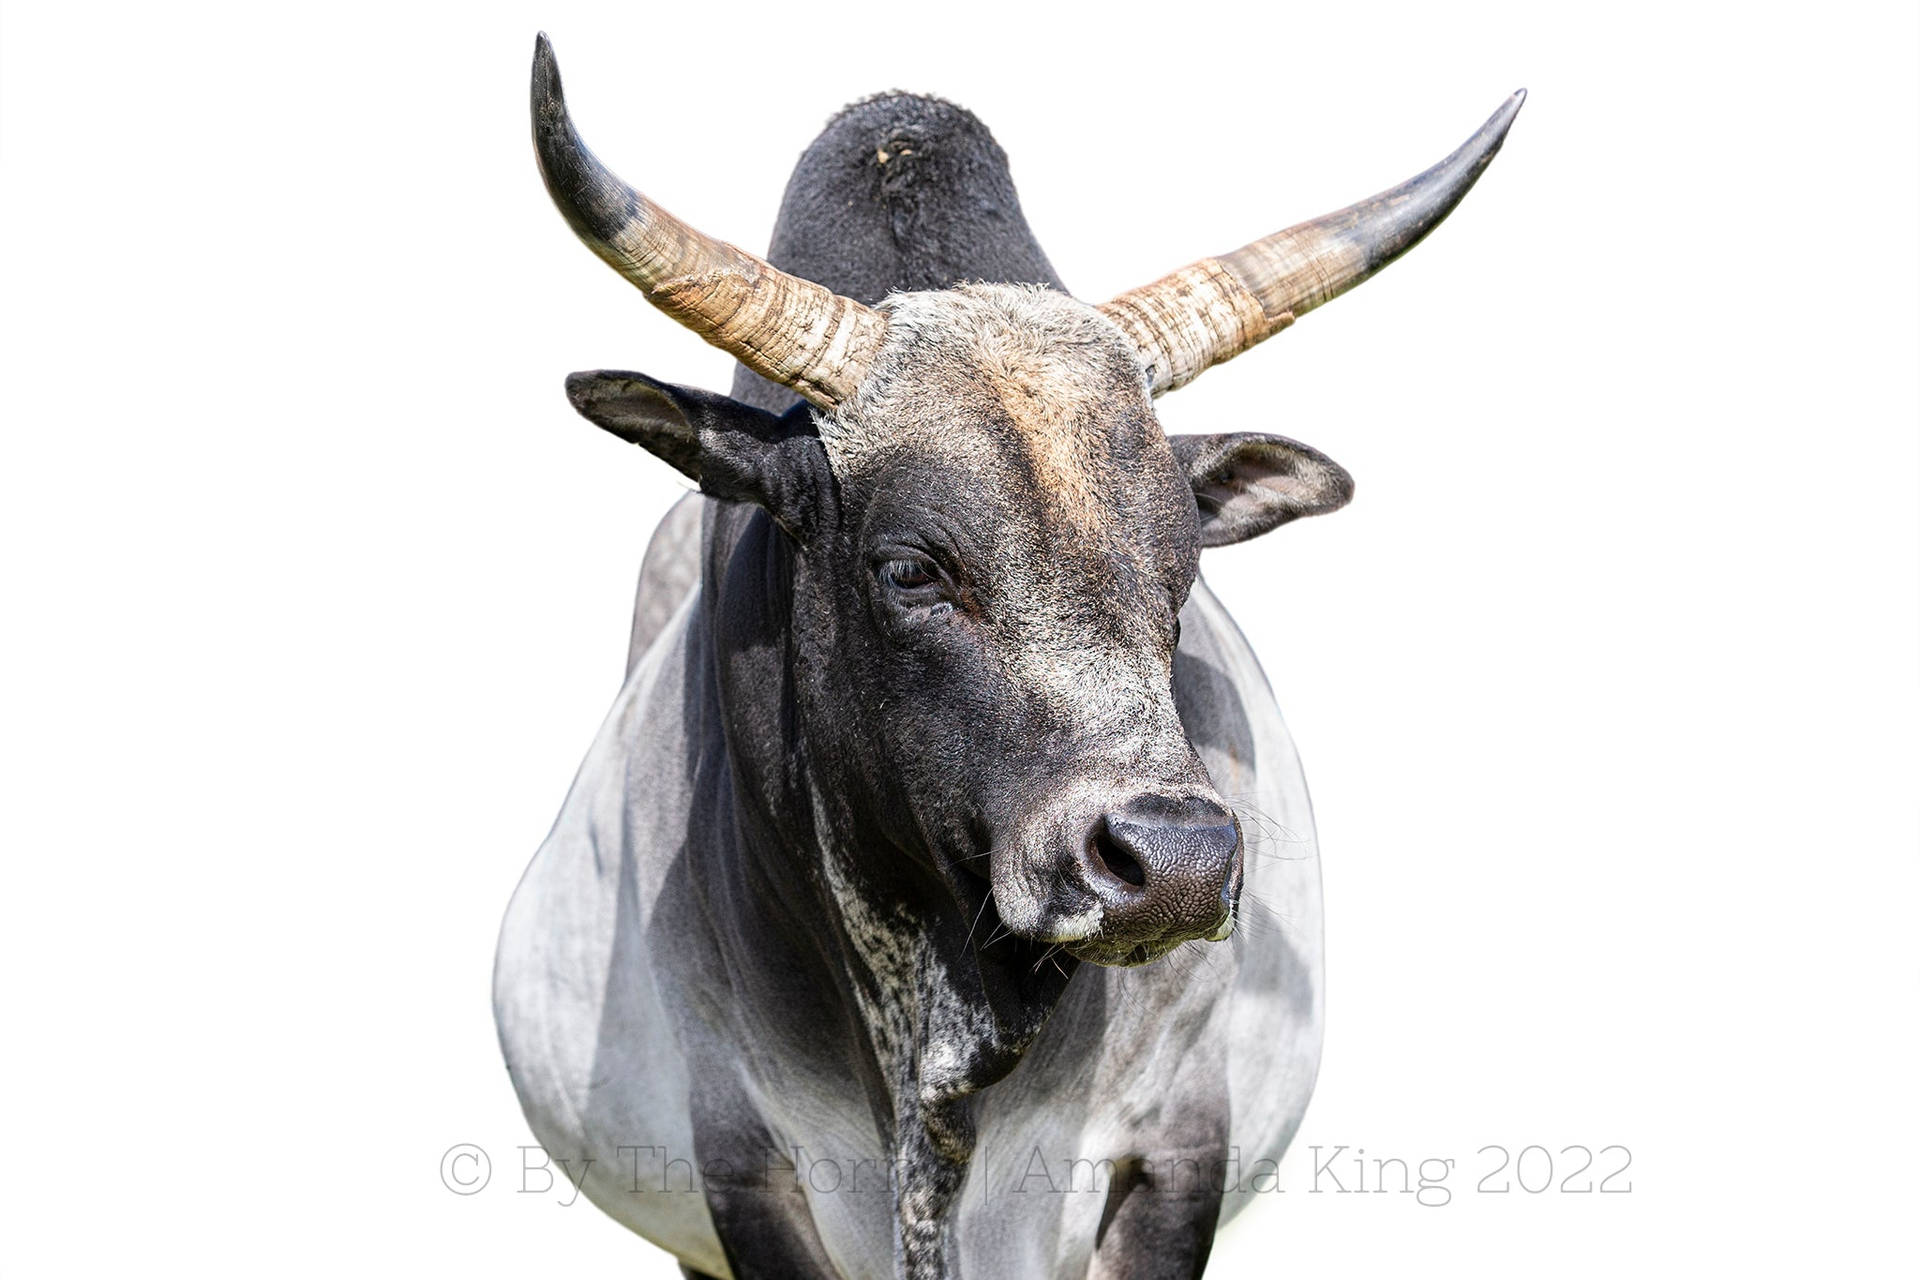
{"left": 1091, "top": 823, "right": 1147, "bottom": 889}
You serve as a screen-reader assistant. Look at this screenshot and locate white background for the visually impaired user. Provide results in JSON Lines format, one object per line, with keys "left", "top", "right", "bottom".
{"left": 2, "top": 1, "right": 1915, "bottom": 1275}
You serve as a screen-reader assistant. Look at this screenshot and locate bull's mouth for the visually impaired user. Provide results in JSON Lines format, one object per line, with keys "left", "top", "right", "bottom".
{"left": 1059, "top": 901, "right": 1237, "bottom": 968}
{"left": 1064, "top": 937, "right": 1184, "bottom": 967}
{"left": 976, "top": 876, "right": 1239, "bottom": 969}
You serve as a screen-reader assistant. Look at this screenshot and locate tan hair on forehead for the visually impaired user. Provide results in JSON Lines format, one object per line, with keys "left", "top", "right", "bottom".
{"left": 826, "top": 284, "right": 1154, "bottom": 534}
{"left": 978, "top": 342, "right": 1113, "bottom": 537}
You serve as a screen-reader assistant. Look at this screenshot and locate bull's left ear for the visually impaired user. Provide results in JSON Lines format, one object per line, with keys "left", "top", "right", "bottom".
{"left": 1168, "top": 433, "right": 1355, "bottom": 548}
{"left": 564, "top": 370, "right": 831, "bottom": 537}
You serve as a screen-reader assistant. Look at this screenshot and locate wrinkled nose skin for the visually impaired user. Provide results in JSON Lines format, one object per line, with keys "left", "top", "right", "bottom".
{"left": 1075, "top": 795, "right": 1242, "bottom": 965}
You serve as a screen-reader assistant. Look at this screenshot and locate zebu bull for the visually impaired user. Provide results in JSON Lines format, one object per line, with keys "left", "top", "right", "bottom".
{"left": 496, "top": 34, "right": 1521, "bottom": 1279}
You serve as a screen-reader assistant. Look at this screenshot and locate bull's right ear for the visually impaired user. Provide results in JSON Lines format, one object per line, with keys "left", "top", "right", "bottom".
{"left": 564, "top": 370, "right": 830, "bottom": 536}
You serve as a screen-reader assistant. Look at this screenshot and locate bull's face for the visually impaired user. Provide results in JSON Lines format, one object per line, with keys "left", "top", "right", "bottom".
{"left": 569, "top": 285, "right": 1351, "bottom": 964}
{"left": 531, "top": 35, "right": 1520, "bottom": 964}
{"left": 830, "top": 290, "right": 1226, "bottom": 966}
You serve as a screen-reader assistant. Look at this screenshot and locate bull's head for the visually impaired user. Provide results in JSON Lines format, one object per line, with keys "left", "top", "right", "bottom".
{"left": 532, "top": 37, "right": 1520, "bottom": 967}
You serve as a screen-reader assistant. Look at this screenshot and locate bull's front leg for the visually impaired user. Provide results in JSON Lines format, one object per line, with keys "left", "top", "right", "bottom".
{"left": 688, "top": 1065, "right": 843, "bottom": 1279}
{"left": 1086, "top": 1129, "right": 1231, "bottom": 1280}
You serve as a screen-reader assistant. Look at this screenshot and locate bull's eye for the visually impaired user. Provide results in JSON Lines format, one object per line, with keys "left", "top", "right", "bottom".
{"left": 878, "top": 558, "right": 939, "bottom": 591}
{"left": 871, "top": 550, "right": 956, "bottom": 627}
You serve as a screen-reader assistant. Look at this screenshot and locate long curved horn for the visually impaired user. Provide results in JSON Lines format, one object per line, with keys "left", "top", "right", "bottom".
{"left": 531, "top": 35, "right": 884, "bottom": 409}
{"left": 1099, "top": 91, "right": 1526, "bottom": 396}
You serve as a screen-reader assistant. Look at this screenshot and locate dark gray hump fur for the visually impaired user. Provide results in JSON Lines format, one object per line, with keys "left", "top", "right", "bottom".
{"left": 731, "top": 92, "right": 1065, "bottom": 412}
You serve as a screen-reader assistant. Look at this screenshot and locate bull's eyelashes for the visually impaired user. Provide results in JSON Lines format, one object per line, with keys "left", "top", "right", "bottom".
{"left": 1168, "top": 432, "right": 1355, "bottom": 548}
{"left": 872, "top": 551, "right": 956, "bottom": 621}
{"left": 878, "top": 557, "right": 939, "bottom": 592}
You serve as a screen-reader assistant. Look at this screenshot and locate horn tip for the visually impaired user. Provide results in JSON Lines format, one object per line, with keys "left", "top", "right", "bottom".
{"left": 1480, "top": 88, "right": 1526, "bottom": 147}
{"left": 532, "top": 33, "right": 562, "bottom": 108}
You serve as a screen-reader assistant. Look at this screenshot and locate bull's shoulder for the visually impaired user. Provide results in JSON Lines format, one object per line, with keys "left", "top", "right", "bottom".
{"left": 1173, "top": 579, "right": 1274, "bottom": 799}
{"left": 1175, "top": 580, "right": 1326, "bottom": 1200}
{"left": 626, "top": 492, "right": 706, "bottom": 676}
{"left": 495, "top": 588, "right": 732, "bottom": 1273}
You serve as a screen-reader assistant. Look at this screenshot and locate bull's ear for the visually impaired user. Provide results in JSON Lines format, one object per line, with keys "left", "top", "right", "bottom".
{"left": 1168, "top": 432, "right": 1355, "bottom": 548}
{"left": 564, "top": 370, "right": 830, "bottom": 536}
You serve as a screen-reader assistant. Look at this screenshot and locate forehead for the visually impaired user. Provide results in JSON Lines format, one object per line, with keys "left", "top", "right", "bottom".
{"left": 823, "top": 284, "right": 1187, "bottom": 545}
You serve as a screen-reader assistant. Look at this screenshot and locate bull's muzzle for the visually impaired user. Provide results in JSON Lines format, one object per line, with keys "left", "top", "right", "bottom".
{"left": 1067, "top": 794, "right": 1242, "bottom": 965}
